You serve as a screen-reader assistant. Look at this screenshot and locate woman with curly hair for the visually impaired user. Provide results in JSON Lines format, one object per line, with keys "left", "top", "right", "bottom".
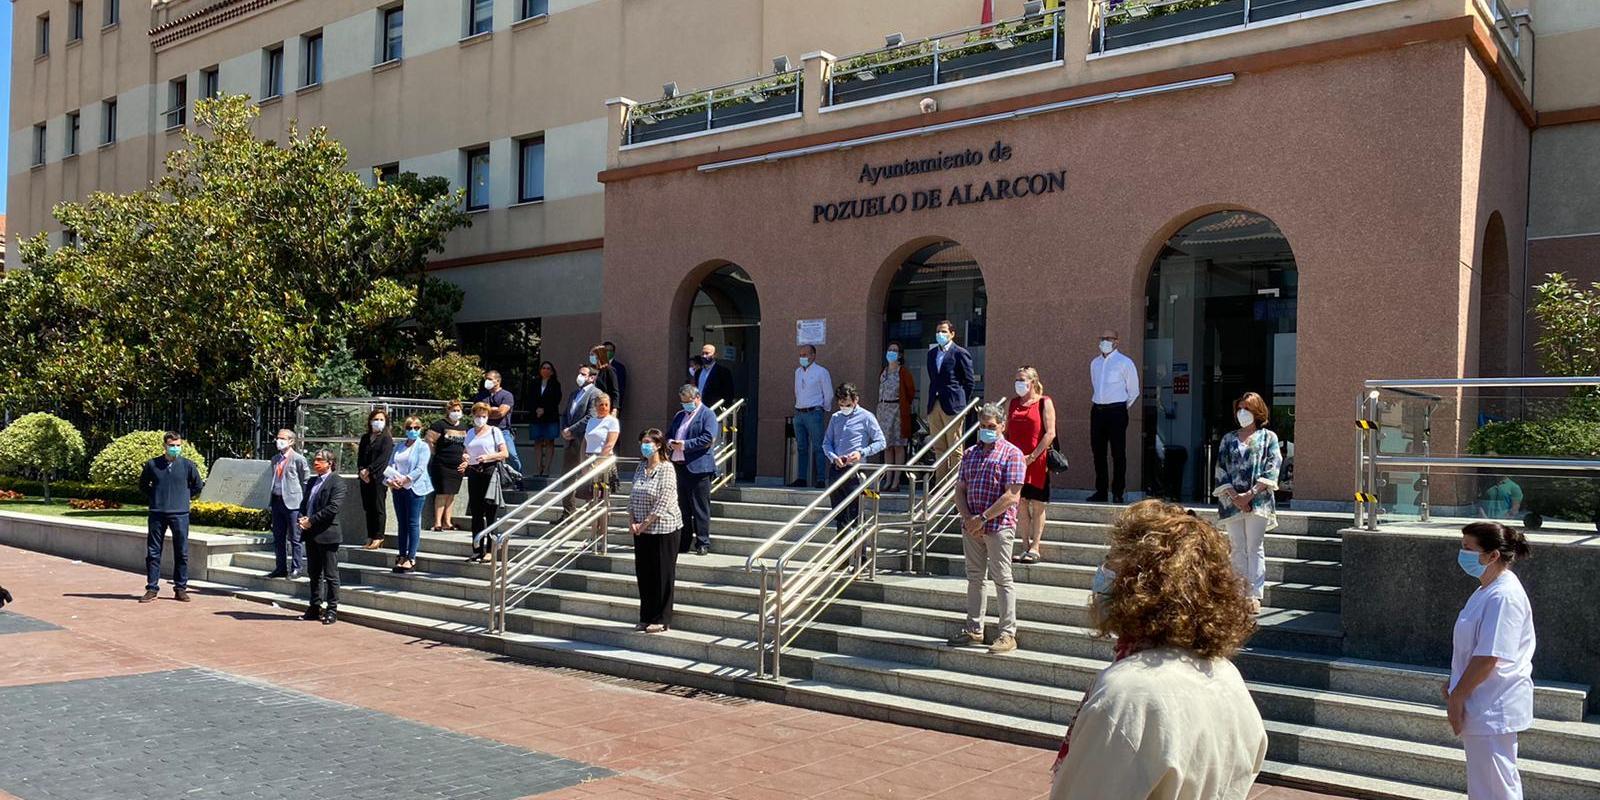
{"left": 1051, "top": 500, "right": 1267, "bottom": 800}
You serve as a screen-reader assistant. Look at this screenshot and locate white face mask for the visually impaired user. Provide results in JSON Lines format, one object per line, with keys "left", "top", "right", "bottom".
{"left": 483, "top": 379, "right": 495, "bottom": 390}
{"left": 370, "top": 420, "right": 386, "bottom": 432}
{"left": 1014, "top": 380, "right": 1031, "bottom": 397}
{"left": 473, "top": 416, "right": 489, "bottom": 428}
{"left": 574, "top": 374, "right": 588, "bottom": 387}
{"left": 275, "top": 438, "right": 291, "bottom": 451}
{"left": 1099, "top": 339, "right": 1115, "bottom": 355}
{"left": 1236, "top": 409, "right": 1256, "bottom": 428}
{"left": 447, "top": 411, "right": 463, "bottom": 423}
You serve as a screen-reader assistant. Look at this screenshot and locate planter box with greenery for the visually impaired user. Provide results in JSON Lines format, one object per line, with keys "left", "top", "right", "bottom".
{"left": 937, "top": 35, "right": 1060, "bottom": 84}
{"left": 630, "top": 74, "right": 802, "bottom": 145}
{"left": 1098, "top": 0, "right": 1246, "bottom": 52}
{"left": 1249, "top": 0, "right": 1358, "bottom": 23}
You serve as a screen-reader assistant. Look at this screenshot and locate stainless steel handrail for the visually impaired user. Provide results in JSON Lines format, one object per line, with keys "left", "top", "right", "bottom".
{"left": 1373, "top": 456, "right": 1600, "bottom": 471}
{"left": 712, "top": 399, "right": 745, "bottom": 493}
{"left": 831, "top": 7, "right": 1064, "bottom": 76}
{"left": 1367, "top": 377, "right": 1600, "bottom": 390}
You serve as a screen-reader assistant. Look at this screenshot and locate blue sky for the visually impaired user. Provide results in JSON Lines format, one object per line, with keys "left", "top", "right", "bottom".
{"left": 0, "top": 3, "right": 11, "bottom": 214}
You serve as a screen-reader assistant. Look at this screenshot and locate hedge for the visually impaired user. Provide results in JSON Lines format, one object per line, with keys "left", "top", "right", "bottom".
{"left": 191, "top": 502, "right": 271, "bottom": 531}
{"left": 1468, "top": 415, "right": 1600, "bottom": 524}
{"left": 0, "top": 476, "right": 145, "bottom": 505}
{"left": 89, "top": 431, "right": 211, "bottom": 487}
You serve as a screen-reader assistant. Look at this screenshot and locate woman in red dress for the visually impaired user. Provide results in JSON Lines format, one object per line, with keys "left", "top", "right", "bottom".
{"left": 1008, "top": 366, "right": 1056, "bottom": 563}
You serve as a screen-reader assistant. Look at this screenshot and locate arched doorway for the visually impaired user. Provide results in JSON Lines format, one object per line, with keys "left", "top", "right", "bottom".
{"left": 1478, "top": 212, "right": 1514, "bottom": 378}
{"left": 882, "top": 240, "right": 988, "bottom": 404}
{"left": 688, "top": 264, "right": 760, "bottom": 480}
{"left": 1142, "top": 211, "right": 1298, "bottom": 502}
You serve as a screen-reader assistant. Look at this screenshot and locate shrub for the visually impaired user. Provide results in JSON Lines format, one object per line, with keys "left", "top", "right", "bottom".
{"left": 89, "top": 431, "right": 211, "bottom": 488}
{"left": 419, "top": 346, "right": 482, "bottom": 403}
{"left": 0, "top": 476, "right": 145, "bottom": 504}
{"left": 191, "top": 501, "right": 271, "bottom": 531}
{"left": 68, "top": 497, "right": 123, "bottom": 510}
{"left": 1468, "top": 416, "right": 1600, "bottom": 524}
{"left": 0, "top": 489, "right": 24, "bottom": 501}
{"left": 0, "top": 413, "right": 87, "bottom": 501}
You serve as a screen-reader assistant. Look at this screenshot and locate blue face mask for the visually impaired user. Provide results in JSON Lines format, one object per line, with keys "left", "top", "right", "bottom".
{"left": 1458, "top": 549, "right": 1488, "bottom": 578}
{"left": 1091, "top": 565, "right": 1116, "bottom": 600}
{"left": 936, "top": 332, "right": 951, "bottom": 347}
{"left": 405, "top": 429, "right": 421, "bottom": 442}
{"left": 681, "top": 401, "right": 697, "bottom": 412}
{"left": 886, "top": 351, "right": 899, "bottom": 363}
{"left": 977, "top": 428, "right": 999, "bottom": 444}
{"left": 165, "top": 445, "right": 182, "bottom": 458}
{"left": 799, "top": 357, "right": 811, "bottom": 368}
{"left": 640, "top": 442, "right": 656, "bottom": 458}
{"left": 588, "top": 354, "right": 599, "bottom": 366}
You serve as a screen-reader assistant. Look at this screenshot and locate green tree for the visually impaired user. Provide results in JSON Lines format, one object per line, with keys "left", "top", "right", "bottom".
{"left": 0, "top": 95, "right": 470, "bottom": 413}
{"left": 1532, "top": 274, "right": 1600, "bottom": 379}
{"left": 0, "top": 413, "right": 87, "bottom": 502}
{"left": 419, "top": 336, "right": 484, "bottom": 402}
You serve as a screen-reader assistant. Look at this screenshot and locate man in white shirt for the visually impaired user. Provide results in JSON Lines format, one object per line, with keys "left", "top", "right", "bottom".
{"left": 792, "top": 344, "right": 833, "bottom": 488}
{"left": 1088, "top": 330, "right": 1140, "bottom": 503}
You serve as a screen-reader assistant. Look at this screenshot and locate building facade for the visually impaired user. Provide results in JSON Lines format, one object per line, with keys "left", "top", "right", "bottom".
{"left": 9, "top": 0, "right": 1600, "bottom": 505}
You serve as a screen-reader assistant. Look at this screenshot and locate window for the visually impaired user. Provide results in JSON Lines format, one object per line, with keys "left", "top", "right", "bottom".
{"left": 381, "top": 6, "right": 404, "bottom": 62}
{"left": 32, "top": 124, "right": 47, "bottom": 166}
{"left": 301, "top": 33, "right": 323, "bottom": 87}
{"left": 166, "top": 78, "right": 187, "bottom": 129}
{"left": 465, "top": 147, "right": 490, "bottom": 210}
{"left": 62, "top": 229, "right": 80, "bottom": 249}
{"left": 263, "top": 46, "right": 284, "bottom": 98}
{"left": 101, "top": 99, "right": 117, "bottom": 145}
{"left": 374, "top": 162, "right": 401, "bottom": 183}
{"left": 37, "top": 14, "right": 50, "bottom": 57}
{"left": 105, "top": 0, "right": 120, "bottom": 27}
{"left": 518, "top": 0, "right": 548, "bottom": 20}
{"left": 201, "top": 66, "right": 220, "bottom": 98}
{"left": 66, "top": 112, "right": 80, "bottom": 156}
{"left": 518, "top": 136, "right": 545, "bottom": 203}
{"left": 468, "top": 0, "right": 493, "bottom": 36}
{"left": 68, "top": 2, "right": 84, "bottom": 42}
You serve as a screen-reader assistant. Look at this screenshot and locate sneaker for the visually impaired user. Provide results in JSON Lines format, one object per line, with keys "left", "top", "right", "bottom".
{"left": 139, "top": 589, "right": 159, "bottom": 603}
{"left": 289, "top": 568, "right": 304, "bottom": 580}
{"left": 988, "top": 634, "right": 1018, "bottom": 654}
{"left": 173, "top": 588, "right": 192, "bottom": 603}
{"left": 946, "top": 629, "right": 984, "bottom": 647}
{"left": 694, "top": 545, "right": 708, "bottom": 556}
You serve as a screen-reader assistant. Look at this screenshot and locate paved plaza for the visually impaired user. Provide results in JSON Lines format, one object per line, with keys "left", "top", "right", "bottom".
{"left": 0, "top": 545, "right": 1343, "bottom": 800}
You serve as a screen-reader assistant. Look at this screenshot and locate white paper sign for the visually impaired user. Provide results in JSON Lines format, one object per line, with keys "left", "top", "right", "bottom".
{"left": 796, "top": 319, "right": 827, "bottom": 346}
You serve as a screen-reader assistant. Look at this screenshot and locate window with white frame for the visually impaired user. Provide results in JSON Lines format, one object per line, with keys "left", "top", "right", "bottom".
{"left": 518, "top": 0, "right": 548, "bottom": 21}
{"left": 468, "top": 0, "right": 493, "bottom": 36}
{"left": 518, "top": 136, "right": 545, "bottom": 203}
{"left": 381, "top": 6, "right": 404, "bottom": 63}
{"left": 302, "top": 32, "right": 324, "bottom": 87}
{"left": 68, "top": 1, "right": 84, "bottom": 42}
{"left": 102, "top": 99, "right": 117, "bottom": 145}
{"left": 465, "top": 147, "right": 490, "bottom": 210}
{"left": 32, "top": 124, "right": 47, "bottom": 166}
{"left": 165, "top": 78, "right": 187, "bottom": 129}
{"left": 66, "top": 112, "right": 80, "bottom": 156}
{"left": 263, "top": 45, "right": 285, "bottom": 98}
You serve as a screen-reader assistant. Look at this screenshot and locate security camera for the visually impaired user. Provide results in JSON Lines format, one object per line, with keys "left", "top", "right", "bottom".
{"left": 919, "top": 97, "right": 938, "bottom": 114}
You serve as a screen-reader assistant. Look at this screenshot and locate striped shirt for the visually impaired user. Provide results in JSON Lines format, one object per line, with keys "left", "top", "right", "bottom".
{"left": 628, "top": 462, "right": 683, "bottom": 535}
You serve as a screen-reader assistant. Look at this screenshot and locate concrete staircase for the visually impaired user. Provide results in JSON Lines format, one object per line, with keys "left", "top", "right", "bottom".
{"left": 208, "top": 486, "right": 1600, "bottom": 800}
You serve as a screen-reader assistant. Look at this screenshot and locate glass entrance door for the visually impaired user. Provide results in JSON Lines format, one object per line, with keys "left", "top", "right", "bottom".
{"left": 1142, "top": 212, "right": 1298, "bottom": 503}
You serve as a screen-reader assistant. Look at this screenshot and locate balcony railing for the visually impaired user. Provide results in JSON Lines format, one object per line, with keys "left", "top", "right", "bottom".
{"left": 828, "top": 8, "right": 1065, "bottom": 107}
{"left": 1093, "top": 0, "right": 1371, "bottom": 53}
{"left": 625, "top": 69, "right": 802, "bottom": 146}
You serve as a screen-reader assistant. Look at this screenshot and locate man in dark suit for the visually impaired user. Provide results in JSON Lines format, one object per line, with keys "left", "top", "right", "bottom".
{"left": 668, "top": 385, "right": 720, "bottom": 555}
{"left": 298, "top": 449, "right": 347, "bottom": 625}
{"left": 559, "top": 364, "right": 602, "bottom": 515}
{"left": 925, "top": 319, "right": 976, "bottom": 479}
{"left": 690, "top": 343, "right": 736, "bottom": 410}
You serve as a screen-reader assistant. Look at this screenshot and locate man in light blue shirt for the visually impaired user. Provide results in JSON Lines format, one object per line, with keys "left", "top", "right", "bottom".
{"left": 823, "top": 383, "right": 886, "bottom": 533}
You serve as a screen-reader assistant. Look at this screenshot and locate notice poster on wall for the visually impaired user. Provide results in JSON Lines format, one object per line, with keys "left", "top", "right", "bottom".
{"left": 797, "top": 319, "right": 827, "bottom": 346}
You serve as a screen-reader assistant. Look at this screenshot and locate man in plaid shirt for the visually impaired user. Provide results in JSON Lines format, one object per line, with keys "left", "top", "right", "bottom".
{"left": 949, "top": 403, "right": 1025, "bottom": 654}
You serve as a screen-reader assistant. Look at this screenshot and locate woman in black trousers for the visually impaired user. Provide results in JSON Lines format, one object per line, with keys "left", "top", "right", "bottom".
{"left": 461, "top": 402, "right": 511, "bottom": 563}
{"left": 356, "top": 408, "right": 395, "bottom": 550}
{"left": 628, "top": 429, "right": 682, "bottom": 633}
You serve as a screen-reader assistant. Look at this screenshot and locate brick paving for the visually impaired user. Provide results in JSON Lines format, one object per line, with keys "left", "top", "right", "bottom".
{"left": 0, "top": 544, "right": 1347, "bottom": 800}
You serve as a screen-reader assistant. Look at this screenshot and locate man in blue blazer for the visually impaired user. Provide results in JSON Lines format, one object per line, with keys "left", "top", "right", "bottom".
{"left": 667, "top": 385, "right": 720, "bottom": 555}
{"left": 925, "top": 319, "right": 976, "bottom": 479}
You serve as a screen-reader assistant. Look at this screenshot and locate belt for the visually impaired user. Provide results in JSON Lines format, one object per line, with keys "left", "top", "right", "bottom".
{"left": 1092, "top": 402, "right": 1128, "bottom": 408}
{"left": 796, "top": 406, "right": 824, "bottom": 413}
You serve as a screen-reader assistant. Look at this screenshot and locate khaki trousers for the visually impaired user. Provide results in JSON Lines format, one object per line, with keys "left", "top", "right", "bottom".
{"left": 962, "top": 526, "right": 1017, "bottom": 638}
{"left": 927, "top": 404, "right": 963, "bottom": 481}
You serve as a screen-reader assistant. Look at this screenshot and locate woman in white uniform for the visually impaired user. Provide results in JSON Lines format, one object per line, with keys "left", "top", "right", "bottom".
{"left": 1447, "top": 521, "right": 1534, "bottom": 800}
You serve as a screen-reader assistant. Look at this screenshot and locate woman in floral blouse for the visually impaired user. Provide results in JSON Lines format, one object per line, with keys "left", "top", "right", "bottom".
{"left": 629, "top": 428, "right": 683, "bottom": 633}
{"left": 1212, "top": 392, "right": 1282, "bottom": 614}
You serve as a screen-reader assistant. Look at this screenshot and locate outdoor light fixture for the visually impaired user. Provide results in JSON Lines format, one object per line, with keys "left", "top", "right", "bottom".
{"left": 662, "top": 81, "right": 679, "bottom": 99}
{"left": 1126, "top": 2, "right": 1152, "bottom": 19}
{"left": 884, "top": 32, "right": 904, "bottom": 47}
{"left": 995, "top": 38, "right": 1016, "bottom": 49}
{"left": 1023, "top": 0, "right": 1043, "bottom": 16}
{"left": 857, "top": 70, "right": 877, "bottom": 81}
{"left": 633, "top": 112, "right": 658, "bottom": 125}
{"left": 772, "top": 55, "right": 791, "bottom": 73}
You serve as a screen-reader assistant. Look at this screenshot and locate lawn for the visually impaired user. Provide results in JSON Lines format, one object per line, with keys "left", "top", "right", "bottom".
{"left": 0, "top": 499, "right": 261, "bottom": 536}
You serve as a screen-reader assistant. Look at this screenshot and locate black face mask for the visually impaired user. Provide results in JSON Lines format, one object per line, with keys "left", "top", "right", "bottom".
{"left": 699, "top": 355, "right": 715, "bottom": 365}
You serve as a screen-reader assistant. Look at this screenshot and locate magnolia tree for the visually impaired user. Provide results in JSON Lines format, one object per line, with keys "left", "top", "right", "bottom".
{"left": 0, "top": 95, "right": 470, "bottom": 412}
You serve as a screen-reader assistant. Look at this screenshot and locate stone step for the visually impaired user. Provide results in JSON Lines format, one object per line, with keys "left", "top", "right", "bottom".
{"left": 211, "top": 578, "right": 1600, "bottom": 800}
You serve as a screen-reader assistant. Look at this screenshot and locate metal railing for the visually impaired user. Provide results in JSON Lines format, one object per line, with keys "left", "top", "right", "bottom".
{"left": 1093, "top": 0, "right": 1368, "bottom": 54}
{"left": 712, "top": 399, "right": 745, "bottom": 493}
{"left": 744, "top": 396, "right": 985, "bottom": 679}
{"left": 1355, "top": 377, "right": 1600, "bottom": 530}
{"left": 828, "top": 8, "right": 1064, "bottom": 106}
{"left": 626, "top": 70, "right": 803, "bottom": 145}
{"left": 296, "top": 396, "right": 449, "bottom": 474}
{"left": 477, "top": 453, "right": 621, "bottom": 633}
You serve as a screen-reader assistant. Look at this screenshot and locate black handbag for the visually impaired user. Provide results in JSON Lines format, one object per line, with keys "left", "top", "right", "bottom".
{"left": 1046, "top": 439, "right": 1069, "bottom": 473}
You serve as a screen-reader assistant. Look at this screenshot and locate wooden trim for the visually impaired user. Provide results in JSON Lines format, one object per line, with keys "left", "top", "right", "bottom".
{"left": 601, "top": 16, "right": 1537, "bottom": 184}
{"left": 1464, "top": 15, "right": 1537, "bottom": 128}
{"left": 427, "top": 238, "right": 604, "bottom": 271}
{"left": 1539, "top": 105, "right": 1600, "bottom": 128}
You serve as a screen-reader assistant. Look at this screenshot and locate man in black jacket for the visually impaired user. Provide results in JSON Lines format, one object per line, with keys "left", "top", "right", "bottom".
{"left": 298, "top": 449, "right": 348, "bottom": 624}
{"left": 691, "top": 343, "right": 736, "bottom": 410}
{"left": 138, "top": 432, "right": 205, "bottom": 603}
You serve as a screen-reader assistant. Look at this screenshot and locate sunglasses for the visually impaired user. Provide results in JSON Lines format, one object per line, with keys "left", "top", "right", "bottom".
{"left": 406, "top": 426, "right": 423, "bottom": 432}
